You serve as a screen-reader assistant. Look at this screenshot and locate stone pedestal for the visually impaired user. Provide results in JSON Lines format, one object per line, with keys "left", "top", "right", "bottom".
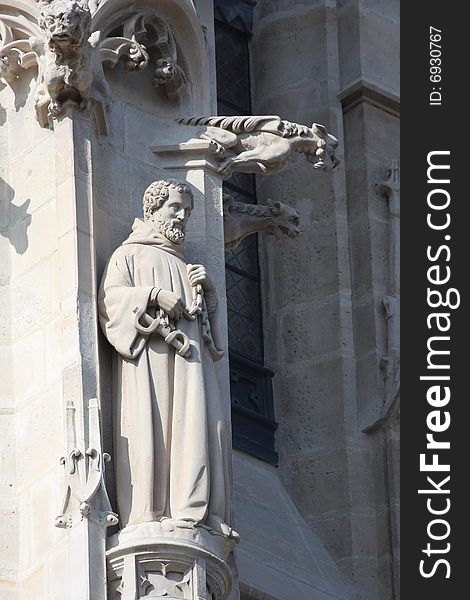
{"left": 107, "top": 524, "right": 234, "bottom": 600}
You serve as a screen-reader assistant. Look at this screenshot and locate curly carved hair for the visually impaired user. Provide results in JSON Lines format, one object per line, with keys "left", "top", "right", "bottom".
{"left": 143, "top": 179, "right": 194, "bottom": 222}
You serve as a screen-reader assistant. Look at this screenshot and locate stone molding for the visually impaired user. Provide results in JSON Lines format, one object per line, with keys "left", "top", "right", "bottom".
{"left": 338, "top": 79, "right": 400, "bottom": 117}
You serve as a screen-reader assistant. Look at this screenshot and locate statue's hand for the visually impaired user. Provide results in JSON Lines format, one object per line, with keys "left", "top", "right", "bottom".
{"left": 187, "top": 264, "right": 214, "bottom": 291}
{"left": 156, "top": 290, "right": 186, "bottom": 320}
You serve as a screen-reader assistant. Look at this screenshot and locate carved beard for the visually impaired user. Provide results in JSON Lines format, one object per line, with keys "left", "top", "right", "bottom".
{"left": 155, "top": 218, "right": 186, "bottom": 244}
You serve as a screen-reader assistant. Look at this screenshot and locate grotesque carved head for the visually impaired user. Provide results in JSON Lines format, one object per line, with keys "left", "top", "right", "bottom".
{"left": 306, "top": 123, "right": 340, "bottom": 171}
{"left": 266, "top": 199, "right": 300, "bottom": 239}
{"left": 39, "top": 0, "right": 91, "bottom": 50}
{"left": 153, "top": 58, "right": 177, "bottom": 85}
{"left": 143, "top": 180, "right": 194, "bottom": 244}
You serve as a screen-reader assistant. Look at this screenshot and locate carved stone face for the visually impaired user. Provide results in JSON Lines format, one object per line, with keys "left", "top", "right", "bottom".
{"left": 40, "top": 0, "right": 91, "bottom": 48}
{"left": 154, "top": 59, "right": 176, "bottom": 85}
{"left": 149, "top": 188, "right": 193, "bottom": 245}
{"left": 268, "top": 200, "right": 300, "bottom": 239}
{"left": 306, "top": 124, "right": 340, "bottom": 171}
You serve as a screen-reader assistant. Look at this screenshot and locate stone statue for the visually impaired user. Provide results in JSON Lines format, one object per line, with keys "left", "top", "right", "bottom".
{"left": 178, "top": 115, "right": 340, "bottom": 178}
{"left": 32, "top": 0, "right": 97, "bottom": 116}
{"left": 223, "top": 193, "right": 300, "bottom": 251}
{"left": 98, "top": 179, "right": 237, "bottom": 540}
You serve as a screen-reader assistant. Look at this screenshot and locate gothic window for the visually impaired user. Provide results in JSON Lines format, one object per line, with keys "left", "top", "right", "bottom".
{"left": 215, "top": 0, "right": 278, "bottom": 464}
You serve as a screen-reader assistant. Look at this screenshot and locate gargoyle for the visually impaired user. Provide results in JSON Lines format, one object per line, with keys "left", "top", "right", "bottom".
{"left": 32, "top": 0, "right": 112, "bottom": 124}
{"left": 223, "top": 193, "right": 300, "bottom": 252}
{"left": 179, "top": 115, "right": 340, "bottom": 179}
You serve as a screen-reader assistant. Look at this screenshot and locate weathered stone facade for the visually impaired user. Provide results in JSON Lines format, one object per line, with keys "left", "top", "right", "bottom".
{"left": 251, "top": 1, "right": 400, "bottom": 597}
{"left": 0, "top": 1, "right": 399, "bottom": 599}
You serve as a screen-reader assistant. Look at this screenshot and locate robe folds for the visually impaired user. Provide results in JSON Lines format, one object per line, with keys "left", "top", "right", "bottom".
{"left": 98, "top": 219, "right": 231, "bottom": 530}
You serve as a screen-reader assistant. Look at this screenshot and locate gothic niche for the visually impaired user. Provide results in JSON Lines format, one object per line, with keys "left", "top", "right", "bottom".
{"left": 0, "top": 1, "right": 188, "bottom": 129}
{"left": 99, "top": 10, "right": 188, "bottom": 103}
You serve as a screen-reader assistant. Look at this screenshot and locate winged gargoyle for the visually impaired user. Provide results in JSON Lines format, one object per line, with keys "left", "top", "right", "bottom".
{"left": 178, "top": 115, "right": 340, "bottom": 179}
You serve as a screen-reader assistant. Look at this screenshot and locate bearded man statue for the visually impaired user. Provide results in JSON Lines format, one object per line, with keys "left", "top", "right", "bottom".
{"left": 98, "top": 179, "right": 236, "bottom": 540}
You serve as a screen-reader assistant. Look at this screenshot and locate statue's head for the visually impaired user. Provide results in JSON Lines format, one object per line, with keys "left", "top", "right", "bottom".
{"left": 39, "top": 0, "right": 91, "bottom": 49}
{"left": 143, "top": 180, "right": 194, "bottom": 244}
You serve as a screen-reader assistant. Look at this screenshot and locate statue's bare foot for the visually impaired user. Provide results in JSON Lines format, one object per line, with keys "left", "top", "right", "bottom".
{"left": 174, "top": 518, "right": 196, "bottom": 529}
{"left": 205, "top": 516, "right": 240, "bottom": 542}
{"left": 161, "top": 517, "right": 196, "bottom": 532}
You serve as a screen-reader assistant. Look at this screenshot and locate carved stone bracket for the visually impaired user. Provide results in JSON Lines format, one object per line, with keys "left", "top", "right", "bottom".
{"left": 0, "top": 1, "right": 188, "bottom": 130}
{"left": 151, "top": 139, "right": 221, "bottom": 172}
{"left": 55, "top": 398, "right": 118, "bottom": 529}
{"left": 107, "top": 524, "right": 234, "bottom": 600}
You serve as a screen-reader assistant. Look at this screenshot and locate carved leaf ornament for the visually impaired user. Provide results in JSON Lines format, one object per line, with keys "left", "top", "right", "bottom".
{"left": 0, "top": 0, "right": 188, "bottom": 127}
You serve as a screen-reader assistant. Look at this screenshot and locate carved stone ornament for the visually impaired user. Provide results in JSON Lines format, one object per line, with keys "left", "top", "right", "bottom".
{"left": 176, "top": 115, "right": 340, "bottom": 179}
{"left": 379, "top": 160, "right": 400, "bottom": 400}
{"left": 363, "top": 161, "right": 400, "bottom": 433}
{"left": 55, "top": 398, "right": 118, "bottom": 529}
{"left": 107, "top": 532, "right": 234, "bottom": 600}
{"left": 0, "top": 0, "right": 188, "bottom": 129}
{"left": 223, "top": 192, "right": 300, "bottom": 252}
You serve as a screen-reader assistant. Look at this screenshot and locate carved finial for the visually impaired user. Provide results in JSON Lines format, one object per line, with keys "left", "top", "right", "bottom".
{"left": 55, "top": 398, "right": 118, "bottom": 528}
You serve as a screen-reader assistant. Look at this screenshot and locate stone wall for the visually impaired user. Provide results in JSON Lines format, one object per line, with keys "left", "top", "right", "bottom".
{"left": 0, "top": 1, "right": 399, "bottom": 599}
{"left": 252, "top": 1, "right": 399, "bottom": 598}
{"left": 0, "top": 68, "right": 72, "bottom": 598}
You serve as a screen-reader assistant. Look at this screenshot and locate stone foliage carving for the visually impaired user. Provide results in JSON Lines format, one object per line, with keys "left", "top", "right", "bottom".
{"left": 0, "top": 3, "right": 41, "bottom": 83}
{"left": 223, "top": 192, "right": 300, "bottom": 252}
{"left": 98, "top": 11, "right": 187, "bottom": 99}
{"left": 178, "top": 115, "right": 340, "bottom": 179}
{"left": 98, "top": 180, "right": 237, "bottom": 542}
{"left": 55, "top": 398, "right": 118, "bottom": 528}
{"left": 0, "top": 0, "right": 188, "bottom": 128}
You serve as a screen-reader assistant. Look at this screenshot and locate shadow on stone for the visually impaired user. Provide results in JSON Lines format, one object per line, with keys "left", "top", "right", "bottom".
{"left": 0, "top": 177, "right": 31, "bottom": 254}
{"left": 7, "top": 69, "right": 36, "bottom": 112}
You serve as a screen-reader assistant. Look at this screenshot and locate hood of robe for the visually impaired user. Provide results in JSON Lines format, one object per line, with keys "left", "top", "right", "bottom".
{"left": 122, "top": 218, "right": 186, "bottom": 260}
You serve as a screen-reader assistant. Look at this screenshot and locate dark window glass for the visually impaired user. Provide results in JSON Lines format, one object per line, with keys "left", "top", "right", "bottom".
{"left": 215, "top": 5, "right": 278, "bottom": 464}
{"left": 215, "top": 22, "right": 252, "bottom": 113}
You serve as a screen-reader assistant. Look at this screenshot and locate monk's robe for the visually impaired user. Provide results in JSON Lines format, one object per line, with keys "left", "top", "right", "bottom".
{"left": 98, "top": 218, "right": 231, "bottom": 532}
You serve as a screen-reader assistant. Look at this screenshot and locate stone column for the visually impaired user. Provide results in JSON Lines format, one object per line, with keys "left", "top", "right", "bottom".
{"left": 1, "top": 1, "right": 231, "bottom": 598}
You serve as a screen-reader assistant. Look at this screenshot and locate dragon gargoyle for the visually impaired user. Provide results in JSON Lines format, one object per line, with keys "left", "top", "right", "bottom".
{"left": 223, "top": 193, "right": 300, "bottom": 252}
{"left": 179, "top": 115, "right": 340, "bottom": 179}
